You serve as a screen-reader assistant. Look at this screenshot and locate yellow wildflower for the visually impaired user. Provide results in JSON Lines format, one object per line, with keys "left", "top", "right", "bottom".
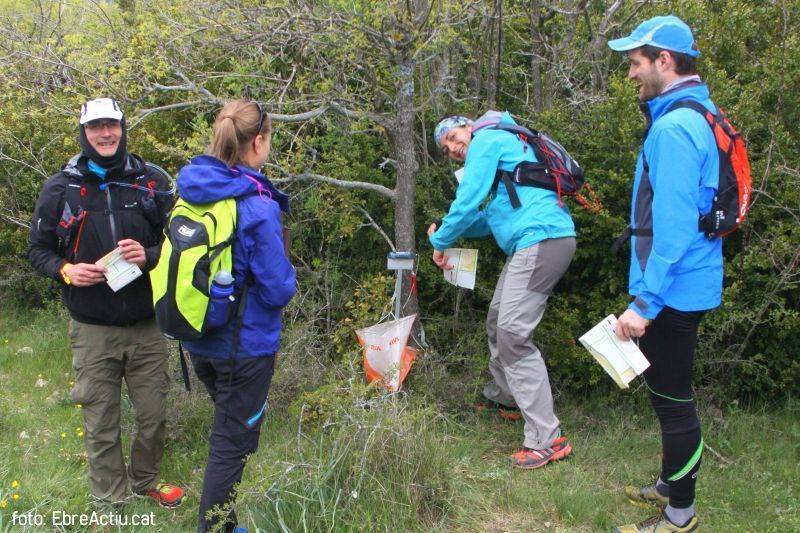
{"left": 77, "top": 431, "right": 84, "bottom": 437}
{"left": 11, "top": 480, "right": 18, "bottom": 488}
{"left": 12, "top": 494, "right": 19, "bottom": 501}
{"left": 0, "top": 499, "right": 6, "bottom": 508}
{"left": 61, "top": 432, "right": 66, "bottom": 438}
{"left": 76, "top": 404, "right": 82, "bottom": 409}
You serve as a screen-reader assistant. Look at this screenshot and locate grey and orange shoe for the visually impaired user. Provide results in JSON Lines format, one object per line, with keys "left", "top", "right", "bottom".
{"left": 625, "top": 484, "right": 669, "bottom": 509}
{"left": 510, "top": 435, "right": 572, "bottom": 469}
{"left": 614, "top": 513, "right": 698, "bottom": 532}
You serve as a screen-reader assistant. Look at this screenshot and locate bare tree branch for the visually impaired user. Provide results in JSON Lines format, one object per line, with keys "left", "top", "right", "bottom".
{"left": 274, "top": 171, "right": 396, "bottom": 200}
{"left": 0, "top": 212, "right": 30, "bottom": 230}
{"left": 128, "top": 100, "right": 207, "bottom": 130}
{"left": 266, "top": 161, "right": 395, "bottom": 200}
{"left": 355, "top": 206, "right": 396, "bottom": 250}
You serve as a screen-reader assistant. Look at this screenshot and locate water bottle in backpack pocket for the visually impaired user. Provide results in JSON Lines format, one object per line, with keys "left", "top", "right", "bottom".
{"left": 206, "top": 270, "right": 236, "bottom": 329}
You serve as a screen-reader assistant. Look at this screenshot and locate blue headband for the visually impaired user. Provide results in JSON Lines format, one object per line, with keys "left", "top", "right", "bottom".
{"left": 434, "top": 116, "right": 472, "bottom": 146}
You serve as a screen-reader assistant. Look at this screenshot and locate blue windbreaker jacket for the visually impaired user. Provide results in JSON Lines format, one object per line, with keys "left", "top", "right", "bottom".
{"left": 179, "top": 155, "right": 296, "bottom": 358}
{"left": 429, "top": 112, "right": 575, "bottom": 256}
{"left": 628, "top": 82, "right": 722, "bottom": 319}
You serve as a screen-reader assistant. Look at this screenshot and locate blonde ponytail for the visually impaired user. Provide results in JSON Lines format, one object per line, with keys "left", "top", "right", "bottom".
{"left": 207, "top": 100, "right": 271, "bottom": 167}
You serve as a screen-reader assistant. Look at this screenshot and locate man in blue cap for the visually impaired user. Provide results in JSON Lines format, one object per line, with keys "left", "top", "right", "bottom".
{"left": 608, "top": 15, "right": 722, "bottom": 533}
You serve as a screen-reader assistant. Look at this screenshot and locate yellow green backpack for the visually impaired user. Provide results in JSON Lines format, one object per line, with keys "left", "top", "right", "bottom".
{"left": 150, "top": 198, "right": 237, "bottom": 340}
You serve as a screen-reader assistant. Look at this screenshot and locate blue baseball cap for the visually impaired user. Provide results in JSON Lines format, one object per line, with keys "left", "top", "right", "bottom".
{"left": 608, "top": 15, "right": 700, "bottom": 57}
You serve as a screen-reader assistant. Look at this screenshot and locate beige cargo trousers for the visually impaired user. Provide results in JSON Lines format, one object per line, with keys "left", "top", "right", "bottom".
{"left": 68, "top": 319, "right": 170, "bottom": 503}
{"left": 483, "top": 237, "right": 576, "bottom": 450}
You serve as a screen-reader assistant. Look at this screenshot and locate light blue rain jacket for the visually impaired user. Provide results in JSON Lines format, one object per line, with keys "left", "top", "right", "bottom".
{"left": 429, "top": 112, "right": 575, "bottom": 256}
{"left": 628, "top": 82, "right": 723, "bottom": 319}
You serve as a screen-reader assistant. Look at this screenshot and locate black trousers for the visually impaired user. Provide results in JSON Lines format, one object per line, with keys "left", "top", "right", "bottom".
{"left": 191, "top": 354, "right": 275, "bottom": 533}
{"left": 640, "top": 306, "right": 706, "bottom": 509}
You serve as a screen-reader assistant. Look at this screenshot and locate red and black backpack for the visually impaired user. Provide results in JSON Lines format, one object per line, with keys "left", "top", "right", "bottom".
{"left": 472, "top": 113, "right": 599, "bottom": 211}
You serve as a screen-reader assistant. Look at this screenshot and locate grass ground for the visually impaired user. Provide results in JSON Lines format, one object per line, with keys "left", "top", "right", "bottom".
{"left": 0, "top": 307, "right": 797, "bottom": 532}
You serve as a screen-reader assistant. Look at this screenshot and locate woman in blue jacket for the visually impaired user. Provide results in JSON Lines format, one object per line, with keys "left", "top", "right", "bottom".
{"left": 178, "top": 99, "right": 296, "bottom": 533}
{"left": 430, "top": 112, "right": 576, "bottom": 469}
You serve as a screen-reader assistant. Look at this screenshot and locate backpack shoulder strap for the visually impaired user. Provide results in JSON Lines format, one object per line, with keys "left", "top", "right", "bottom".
{"left": 56, "top": 176, "right": 89, "bottom": 257}
{"left": 666, "top": 99, "right": 716, "bottom": 123}
{"left": 643, "top": 99, "right": 717, "bottom": 170}
{"left": 201, "top": 198, "right": 238, "bottom": 268}
{"left": 493, "top": 122, "right": 539, "bottom": 142}
{"left": 64, "top": 175, "right": 86, "bottom": 210}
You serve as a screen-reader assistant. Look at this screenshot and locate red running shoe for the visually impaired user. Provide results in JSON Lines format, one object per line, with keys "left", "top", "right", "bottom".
{"left": 511, "top": 436, "right": 572, "bottom": 469}
{"left": 136, "top": 482, "right": 185, "bottom": 508}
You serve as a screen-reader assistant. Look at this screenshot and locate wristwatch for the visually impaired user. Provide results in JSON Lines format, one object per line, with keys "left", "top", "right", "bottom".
{"left": 60, "top": 263, "right": 73, "bottom": 285}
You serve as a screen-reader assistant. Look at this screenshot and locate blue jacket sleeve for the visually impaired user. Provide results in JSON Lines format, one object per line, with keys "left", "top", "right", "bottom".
{"left": 460, "top": 211, "right": 491, "bottom": 239}
{"left": 429, "top": 133, "right": 501, "bottom": 251}
{"left": 244, "top": 202, "right": 297, "bottom": 309}
{"left": 630, "top": 125, "right": 704, "bottom": 319}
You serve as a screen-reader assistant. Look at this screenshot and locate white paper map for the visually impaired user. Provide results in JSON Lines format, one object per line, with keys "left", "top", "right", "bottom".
{"left": 578, "top": 314, "right": 650, "bottom": 389}
{"left": 96, "top": 247, "right": 142, "bottom": 292}
{"left": 443, "top": 248, "right": 477, "bottom": 290}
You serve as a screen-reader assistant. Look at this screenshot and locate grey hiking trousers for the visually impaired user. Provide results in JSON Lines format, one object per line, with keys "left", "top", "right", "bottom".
{"left": 483, "top": 237, "right": 576, "bottom": 450}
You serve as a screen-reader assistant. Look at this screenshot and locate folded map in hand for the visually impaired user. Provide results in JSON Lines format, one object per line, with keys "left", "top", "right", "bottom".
{"left": 579, "top": 314, "right": 650, "bottom": 389}
{"left": 96, "top": 247, "right": 142, "bottom": 292}
{"left": 443, "top": 248, "right": 477, "bottom": 290}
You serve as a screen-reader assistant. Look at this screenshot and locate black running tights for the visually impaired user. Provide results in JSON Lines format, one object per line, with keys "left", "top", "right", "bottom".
{"left": 640, "top": 306, "right": 705, "bottom": 509}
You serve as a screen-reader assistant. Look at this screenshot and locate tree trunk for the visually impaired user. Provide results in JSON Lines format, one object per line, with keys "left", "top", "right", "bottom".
{"left": 529, "top": 0, "right": 546, "bottom": 112}
{"left": 390, "top": 58, "right": 420, "bottom": 320}
{"left": 485, "top": 0, "right": 503, "bottom": 108}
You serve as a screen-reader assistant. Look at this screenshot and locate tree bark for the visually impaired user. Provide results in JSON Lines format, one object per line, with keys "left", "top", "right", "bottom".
{"left": 390, "top": 57, "right": 420, "bottom": 320}
{"left": 485, "top": 0, "right": 503, "bottom": 108}
{"left": 530, "top": 0, "right": 544, "bottom": 111}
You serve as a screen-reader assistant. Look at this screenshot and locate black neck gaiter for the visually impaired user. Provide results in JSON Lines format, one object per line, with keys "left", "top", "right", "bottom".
{"left": 79, "top": 118, "right": 128, "bottom": 177}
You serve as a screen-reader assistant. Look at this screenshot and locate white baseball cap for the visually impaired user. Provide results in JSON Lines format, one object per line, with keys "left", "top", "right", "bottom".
{"left": 79, "top": 98, "right": 124, "bottom": 125}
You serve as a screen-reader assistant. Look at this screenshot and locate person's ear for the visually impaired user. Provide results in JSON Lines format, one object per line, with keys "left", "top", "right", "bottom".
{"left": 254, "top": 133, "right": 270, "bottom": 158}
{"left": 658, "top": 50, "right": 672, "bottom": 72}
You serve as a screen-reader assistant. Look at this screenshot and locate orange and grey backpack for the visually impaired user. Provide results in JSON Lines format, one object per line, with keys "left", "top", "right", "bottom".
{"left": 667, "top": 100, "right": 753, "bottom": 239}
{"left": 668, "top": 100, "right": 752, "bottom": 238}
{"left": 611, "top": 99, "right": 753, "bottom": 256}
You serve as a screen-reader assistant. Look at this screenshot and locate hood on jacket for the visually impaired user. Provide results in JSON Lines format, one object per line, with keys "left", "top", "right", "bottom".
{"left": 62, "top": 153, "right": 147, "bottom": 182}
{"left": 472, "top": 110, "right": 519, "bottom": 134}
{"left": 177, "top": 155, "right": 289, "bottom": 213}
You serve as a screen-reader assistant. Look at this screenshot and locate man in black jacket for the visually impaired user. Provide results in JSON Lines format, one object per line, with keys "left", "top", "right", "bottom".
{"left": 27, "top": 98, "right": 183, "bottom": 507}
